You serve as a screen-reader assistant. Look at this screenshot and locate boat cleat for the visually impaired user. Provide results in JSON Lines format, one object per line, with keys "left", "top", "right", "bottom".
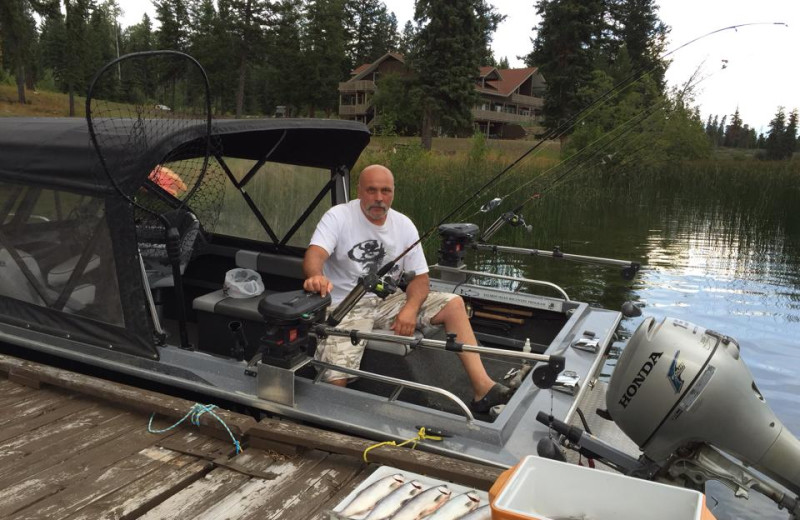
{"left": 572, "top": 336, "right": 600, "bottom": 353}
{"left": 552, "top": 370, "right": 580, "bottom": 396}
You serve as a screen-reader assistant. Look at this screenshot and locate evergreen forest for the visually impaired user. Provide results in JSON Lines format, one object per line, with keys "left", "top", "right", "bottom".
{"left": 1, "top": 0, "right": 796, "bottom": 160}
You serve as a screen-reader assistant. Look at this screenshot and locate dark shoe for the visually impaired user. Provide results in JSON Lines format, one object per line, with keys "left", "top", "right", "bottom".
{"left": 469, "top": 383, "right": 511, "bottom": 414}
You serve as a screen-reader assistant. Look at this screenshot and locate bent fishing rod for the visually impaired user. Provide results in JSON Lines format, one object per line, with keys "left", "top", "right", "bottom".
{"left": 328, "top": 22, "right": 786, "bottom": 327}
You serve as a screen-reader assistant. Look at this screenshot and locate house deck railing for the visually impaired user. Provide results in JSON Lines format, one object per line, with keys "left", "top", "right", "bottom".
{"left": 338, "top": 80, "right": 377, "bottom": 93}
{"left": 339, "top": 103, "right": 372, "bottom": 116}
{"left": 472, "top": 109, "right": 541, "bottom": 124}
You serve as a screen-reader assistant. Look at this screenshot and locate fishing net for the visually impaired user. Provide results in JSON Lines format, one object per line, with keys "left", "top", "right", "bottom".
{"left": 85, "top": 50, "right": 224, "bottom": 266}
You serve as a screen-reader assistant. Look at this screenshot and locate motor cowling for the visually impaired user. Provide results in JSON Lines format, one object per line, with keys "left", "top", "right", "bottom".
{"left": 607, "top": 317, "right": 800, "bottom": 495}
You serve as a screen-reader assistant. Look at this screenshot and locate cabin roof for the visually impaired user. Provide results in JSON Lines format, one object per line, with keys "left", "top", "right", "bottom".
{"left": 478, "top": 67, "right": 539, "bottom": 97}
{"left": 0, "top": 118, "right": 370, "bottom": 195}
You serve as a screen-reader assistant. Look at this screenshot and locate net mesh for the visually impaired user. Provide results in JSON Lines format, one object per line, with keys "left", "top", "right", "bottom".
{"left": 86, "top": 51, "right": 224, "bottom": 264}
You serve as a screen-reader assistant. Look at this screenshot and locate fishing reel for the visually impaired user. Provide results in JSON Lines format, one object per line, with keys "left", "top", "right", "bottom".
{"left": 503, "top": 212, "right": 533, "bottom": 232}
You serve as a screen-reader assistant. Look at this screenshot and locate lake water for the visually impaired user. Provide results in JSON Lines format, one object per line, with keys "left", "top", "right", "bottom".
{"left": 461, "top": 177, "right": 800, "bottom": 520}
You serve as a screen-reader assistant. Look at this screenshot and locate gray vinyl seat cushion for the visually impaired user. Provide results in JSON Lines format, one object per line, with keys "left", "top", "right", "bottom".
{"left": 0, "top": 248, "right": 96, "bottom": 312}
{"left": 47, "top": 254, "right": 101, "bottom": 287}
{"left": 193, "top": 288, "right": 267, "bottom": 322}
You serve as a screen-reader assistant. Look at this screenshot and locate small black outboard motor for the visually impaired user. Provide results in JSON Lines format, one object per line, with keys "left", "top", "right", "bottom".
{"left": 256, "top": 290, "right": 331, "bottom": 369}
{"left": 437, "top": 223, "right": 480, "bottom": 268}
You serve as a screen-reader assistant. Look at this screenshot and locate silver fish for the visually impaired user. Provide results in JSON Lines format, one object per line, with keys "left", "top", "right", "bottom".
{"left": 425, "top": 491, "right": 481, "bottom": 520}
{"left": 458, "top": 504, "right": 492, "bottom": 520}
{"left": 340, "top": 473, "right": 406, "bottom": 517}
{"left": 365, "top": 480, "right": 425, "bottom": 520}
{"left": 390, "top": 485, "right": 452, "bottom": 520}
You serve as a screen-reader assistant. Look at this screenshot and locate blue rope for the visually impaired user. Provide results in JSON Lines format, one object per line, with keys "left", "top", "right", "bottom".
{"left": 148, "top": 403, "right": 242, "bottom": 454}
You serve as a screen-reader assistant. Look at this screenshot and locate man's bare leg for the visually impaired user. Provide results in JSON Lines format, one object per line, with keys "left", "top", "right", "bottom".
{"left": 430, "top": 297, "right": 496, "bottom": 401}
{"left": 329, "top": 379, "right": 348, "bottom": 387}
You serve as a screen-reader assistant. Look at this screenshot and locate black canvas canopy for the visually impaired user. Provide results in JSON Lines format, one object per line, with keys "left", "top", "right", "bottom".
{"left": 0, "top": 116, "right": 370, "bottom": 359}
{"left": 0, "top": 117, "right": 371, "bottom": 196}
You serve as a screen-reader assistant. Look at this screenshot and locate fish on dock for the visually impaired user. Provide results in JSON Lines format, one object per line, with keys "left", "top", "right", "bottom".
{"left": 339, "top": 473, "right": 406, "bottom": 517}
{"left": 364, "top": 480, "right": 426, "bottom": 520}
{"left": 389, "top": 485, "right": 452, "bottom": 520}
{"left": 425, "top": 490, "right": 481, "bottom": 519}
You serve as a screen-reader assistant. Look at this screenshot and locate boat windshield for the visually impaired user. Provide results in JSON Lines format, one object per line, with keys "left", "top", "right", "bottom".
{"left": 213, "top": 160, "right": 336, "bottom": 249}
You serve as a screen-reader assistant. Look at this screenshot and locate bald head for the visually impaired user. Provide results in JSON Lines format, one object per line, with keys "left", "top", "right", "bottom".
{"left": 359, "top": 164, "right": 394, "bottom": 188}
{"left": 357, "top": 164, "right": 395, "bottom": 224}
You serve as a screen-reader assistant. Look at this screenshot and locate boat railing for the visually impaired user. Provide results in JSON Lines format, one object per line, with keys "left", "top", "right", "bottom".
{"left": 310, "top": 360, "right": 476, "bottom": 422}
{"left": 431, "top": 265, "right": 570, "bottom": 301}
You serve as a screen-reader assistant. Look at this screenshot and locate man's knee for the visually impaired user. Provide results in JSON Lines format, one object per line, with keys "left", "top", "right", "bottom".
{"left": 443, "top": 295, "right": 467, "bottom": 316}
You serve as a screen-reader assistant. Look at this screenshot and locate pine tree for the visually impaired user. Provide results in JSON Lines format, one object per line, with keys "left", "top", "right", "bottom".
{"left": 782, "top": 109, "right": 798, "bottom": 159}
{"left": 723, "top": 108, "right": 743, "bottom": 148}
{"left": 525, "top": 0, "right": 606, "bottom": 135}
{"left": 608, "top": 0, "right": 668, "bottom": 90}
{"left": 413, "top": 0, "right": 500, "bottom": 149}
{"left": 397, "top": 20, "right": 417, "bottom": 57}
{"left": 765, "top": 107, "right": 787, "bottom": 160}
{"left": 0, "top": 0, "right": 59, "bottom": 103}
{"left": 302, "top": 0, "right": 348, "bottom": 117}
{"left": 265, "top": 0, "right": 305, "bottom": 116}
{"left": 344, "top": 0, "right": 398, "bottom": 71}
{"left": 64, "top": 0, "right": 91, "bottom": 115}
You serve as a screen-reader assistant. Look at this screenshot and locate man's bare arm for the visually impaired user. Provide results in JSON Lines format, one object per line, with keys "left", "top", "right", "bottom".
{"left": 303, "top": 245, "right": 333, "bottom": 297}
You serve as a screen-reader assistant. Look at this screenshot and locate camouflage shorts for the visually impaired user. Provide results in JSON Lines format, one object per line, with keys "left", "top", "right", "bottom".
{"left": 314, "top": 291, "right": 458, "bottom": 382}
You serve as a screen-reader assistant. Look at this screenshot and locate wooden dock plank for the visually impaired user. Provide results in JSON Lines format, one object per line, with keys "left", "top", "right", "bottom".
{"left": 247, "top": 418, "right": 503, "bottom": 490}
{"left": 102, "top": 447, "right": 277, "bottom": 519}
{"left": 0, "top": 406, "right": 129, "bottom": 481}
{"left": 0, "top": 415, "right": 179, "bottom": 518}
{"left": 0, "top": 387, "right": 79, "bottom": 429}
{"left": 0, "top": 354, "right": 256, "bottom": 441}
{"left": 0, "top": 398, "right": 98, "bottom": 444}
{"left": 160, "top": 449, "right": 330, "bottom": 520}
{"left": 33, "top": 433, "right": 233, "bottom": 520}
{"left": 241, "top": 452, "right": 365, "bottom": 520}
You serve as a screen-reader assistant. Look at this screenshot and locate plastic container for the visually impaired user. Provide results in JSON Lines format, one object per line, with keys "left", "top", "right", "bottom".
{"left": 489, "top": 455, "right": 715, "bottom": 520}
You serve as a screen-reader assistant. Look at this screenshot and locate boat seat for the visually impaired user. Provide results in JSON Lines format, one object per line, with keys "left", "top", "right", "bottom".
{"left": 193, "top": 288, "right": 273, "bottom": 322}
{"left": 235, "top": 249, "right": 304, "bottom": 279}
{"left": 47, "top": 253, "right": 101, "bottom": 287}
{"left": 0, "top": 248, "right": 96, "bottom": 312}
{"left": 139, "top": 210, "right": 200, "bottom": 289}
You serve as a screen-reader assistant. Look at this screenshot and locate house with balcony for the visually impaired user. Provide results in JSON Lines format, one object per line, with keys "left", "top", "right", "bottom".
{"left": 338, "top": 52, "right": 408, "bottom": 128}
{"left": 473, "top": 66, "right": 546, "bottom": 138}
{"left": 338, "top": 53, "right": 546, "bottom": 138}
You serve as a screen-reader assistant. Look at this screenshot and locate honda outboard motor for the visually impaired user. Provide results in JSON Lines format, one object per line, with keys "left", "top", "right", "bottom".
{"left": 607, "top": 317, "right": 800, "bottom": 496}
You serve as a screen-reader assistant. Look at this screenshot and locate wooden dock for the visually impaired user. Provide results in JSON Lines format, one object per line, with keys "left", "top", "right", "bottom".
{"left": 0, "top": 354, "right": 502, "bottom": 519}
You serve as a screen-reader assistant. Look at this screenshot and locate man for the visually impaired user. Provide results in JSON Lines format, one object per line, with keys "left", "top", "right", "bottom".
{"left": 303, "top": 164, "right": 509, "bottom": 413}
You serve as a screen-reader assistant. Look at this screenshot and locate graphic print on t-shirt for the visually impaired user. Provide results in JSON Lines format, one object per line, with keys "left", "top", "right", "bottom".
{"left": 347, "top": 239, "right": 386, "bottom": 275}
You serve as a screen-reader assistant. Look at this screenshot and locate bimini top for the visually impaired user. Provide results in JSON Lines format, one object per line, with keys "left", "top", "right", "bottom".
{"left": 0, "top": 117, "right": 371, "bottom": 195}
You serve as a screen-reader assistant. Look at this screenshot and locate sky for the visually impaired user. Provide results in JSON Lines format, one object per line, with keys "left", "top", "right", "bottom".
{"left": 117, "top": 0, "right": 800, "bottom": 133}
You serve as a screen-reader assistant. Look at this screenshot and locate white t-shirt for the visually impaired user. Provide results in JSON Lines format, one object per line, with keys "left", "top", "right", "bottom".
{"left": 309, "top": 199, "right": 429, "bottom": 305}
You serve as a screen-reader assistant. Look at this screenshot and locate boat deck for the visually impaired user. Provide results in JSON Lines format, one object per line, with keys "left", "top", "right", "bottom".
{"left": 0, "top": 354, "right": 502, "bottom": 519}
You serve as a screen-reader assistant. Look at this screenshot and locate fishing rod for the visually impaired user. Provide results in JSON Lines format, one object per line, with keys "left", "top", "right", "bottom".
{"left": 480, "top": 90, "right": 672, "bottom": 242}
{"left": 328, "top": 22, "right": 786, "bottom": 327}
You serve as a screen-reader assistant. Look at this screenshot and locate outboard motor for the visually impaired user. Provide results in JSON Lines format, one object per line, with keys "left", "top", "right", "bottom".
{"left": 607, "top": 317, "right": 800, "bottom": 502}
{"left": 255, "top": 290, "right": 331, "bottom": 369}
